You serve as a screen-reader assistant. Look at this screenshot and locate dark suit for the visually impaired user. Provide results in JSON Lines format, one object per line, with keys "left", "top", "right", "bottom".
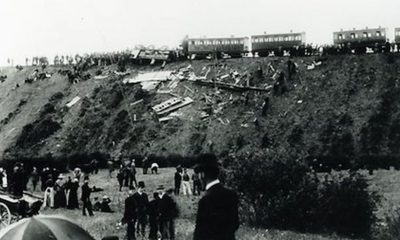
{"left": 193, "top": 183, "right": 239, "bottom": 240}
{"left": 133, "top": 192, "right": 149, "bottom": 236}
{"left": 147, "top": 198, "right": 160, "bottom": 240}
{"left": 81, "top": 183, "right": 93, "bottom": 216}
{"left": 159, "top": 194, "right": 178, "bottom": 240}
{"left": 123, "top": 195, "right": 137, "bottom": 240}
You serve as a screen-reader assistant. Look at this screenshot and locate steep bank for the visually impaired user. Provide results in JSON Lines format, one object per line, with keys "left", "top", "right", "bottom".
{"left": 1, "top": 54, "right": 399, "bottom": 169}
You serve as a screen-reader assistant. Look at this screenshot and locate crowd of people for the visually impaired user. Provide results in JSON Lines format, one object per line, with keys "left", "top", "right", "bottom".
{"left": 2, "top": 153, "right": 239, "bottom": 240}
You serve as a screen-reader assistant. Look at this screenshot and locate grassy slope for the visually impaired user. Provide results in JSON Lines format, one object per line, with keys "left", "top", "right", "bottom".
{"left": 1, "top": 54, "right": 400, "bottom": 161}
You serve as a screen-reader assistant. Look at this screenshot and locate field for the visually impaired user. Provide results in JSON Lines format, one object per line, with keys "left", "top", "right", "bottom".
{"left": 35, "top": 168, "right": 363, "bottom": 240}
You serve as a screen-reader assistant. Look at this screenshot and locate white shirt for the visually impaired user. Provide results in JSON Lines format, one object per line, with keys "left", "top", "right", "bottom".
{"left": 159, "top": 192, "right": 165, "bottom": 199}
{"left": 205, "top": 179, "right": 220, "bottom": 191}
{"left": 151, "top": 163, "right": 159, "bottom": 168}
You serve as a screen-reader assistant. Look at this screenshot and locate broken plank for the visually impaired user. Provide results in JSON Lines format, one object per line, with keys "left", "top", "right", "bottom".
{"left": 193, "top": 80, "right": 272, "bottom": 92}
{"left": 157, "top": 97, "right": 194, "bottom": 115}
{"left": 130, "top": 99, "right": 144, "bottom": 106}
{"left": 152, "top": 98, "right": 182, "bottom": 113}
{"left": 66, "top": 96, "right": 81, "bottom": 108}
{"left": 184, "top": 85, "right": 194, "bottom": 94}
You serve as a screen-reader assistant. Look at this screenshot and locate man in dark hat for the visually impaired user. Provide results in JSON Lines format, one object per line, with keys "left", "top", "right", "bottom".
{"left": 193, "top": 153, "right": 239, "bottom": 240}
{"left": 133, "top": 181, "right": 149, "bottom": 237}
{"left": 122, "top": 190, "right": 137, "bottom": 240}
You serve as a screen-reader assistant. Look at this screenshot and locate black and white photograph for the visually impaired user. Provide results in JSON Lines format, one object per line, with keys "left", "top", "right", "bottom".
{"left": 0, "top": 0, "right": 400, "bottom": 239}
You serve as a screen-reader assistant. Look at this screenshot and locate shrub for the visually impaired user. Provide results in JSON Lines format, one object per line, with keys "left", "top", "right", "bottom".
{"left": 373, "top": 207, "right": 400, "bottom": 240}
{"left": 49, "top": 92, "right": 64, "bottom": 102}
{"left": 224, "top": 151, "right": 380, "bottom": 238}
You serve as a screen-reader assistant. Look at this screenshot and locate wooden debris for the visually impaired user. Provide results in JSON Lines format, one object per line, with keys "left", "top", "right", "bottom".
{"left": 152, "top": 98, "right": 182, "bottom": 113}
{"left": 66, "top": 96, "right": 81, "bottom": 108}
{"left": 193, "top": 79, "right": 272, "bottom": 92}
{"left": 130, "top": 99, "right": 144, "bottom": 106}
{"left": 184, "top": 85, "right": 194, "bottom": 94}
{"left": 157, "top": 97, "right": 194, "bottom": 115}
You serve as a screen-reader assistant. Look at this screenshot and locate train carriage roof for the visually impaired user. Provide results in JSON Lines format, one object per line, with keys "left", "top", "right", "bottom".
{"left": 333, "top": 27, "right": 387, "bottom": 35}
{"left": 188, "top": 37, "right": 248, "bottom": 41}
{"left": 251, "top": 32, "right": 305, "bottom": 38}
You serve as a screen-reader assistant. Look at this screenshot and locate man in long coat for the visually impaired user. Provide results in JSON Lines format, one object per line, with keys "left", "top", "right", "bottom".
{"left": 123, "top": 190, "right": 137, "bottom": 240}
{"left": 193, "top": 153, "right": 239, "bottom": 240}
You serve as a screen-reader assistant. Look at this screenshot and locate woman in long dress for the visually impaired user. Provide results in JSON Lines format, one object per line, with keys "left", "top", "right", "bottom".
{"left": 67, "top": 178, "right": 79, "bottom": 209}
{"left": 54, "top": 176, "right": 67, "bottom": 208}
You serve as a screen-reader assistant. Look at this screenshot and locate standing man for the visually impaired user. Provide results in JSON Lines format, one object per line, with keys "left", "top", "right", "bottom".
{"left": 30, "top": 167, "right": 39, "bottom": 191}
{"left": 129, "top": 161, "right": 137, "bottom": 189}
{"left": 193, "top": 153, "right": 239, "bottom": 240}
{"left": 142, "top": 156, "right": 149, "bottom": 175}
{"left": 117, "top": 168, "right": 124, "bottom": 191}
{"left": 122, "top": 190, "right": 137, "bottom": 240}
{"left": 174, "top": 167, "right": 182, "bottom": 195}
{"left": 133, "top": 181, "right": 149, "bottom": 237}
{"left": 192, "top": 169, "right": 202, "bottom": 196}
{"left": 147, "top": 192, "right": 161, "bottom": 240}
{"left": 158, "top": 186, "right": 179, "bottom": 240}
{"left": 181, "top": 168, "right": 192, "bottom": 196}
{"left": 81, "top": 179, "right": 94, "bottom": 216}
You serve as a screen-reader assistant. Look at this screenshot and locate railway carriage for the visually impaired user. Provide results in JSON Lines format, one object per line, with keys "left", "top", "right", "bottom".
{"left": 251, "top": 32, "right": 306, "bottom": 57}
{"left": 333, "top": 27, "right": 388, "bottom": 54}
{"left": 187, "top": 37, "right": 249, "bottom": 59}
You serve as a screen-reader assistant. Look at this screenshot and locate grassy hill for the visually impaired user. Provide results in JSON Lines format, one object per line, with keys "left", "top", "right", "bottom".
{"left": 1, "top": 54, "right": 400, "bottom": 172}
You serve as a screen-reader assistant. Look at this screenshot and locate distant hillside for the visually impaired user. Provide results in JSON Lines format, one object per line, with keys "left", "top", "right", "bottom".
{"left": 1, "top": 54, "right": 400, "bottom": 169}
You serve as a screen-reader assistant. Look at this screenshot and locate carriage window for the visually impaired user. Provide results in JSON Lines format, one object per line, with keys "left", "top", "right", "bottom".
{"left": 199, "top": 41, "right": 204, "bottom": 45}
{"left": 338, "top": 34, "right": 343, "bottom": 40}
{"left": 284, "top": 36, "right": 289, "bottom": 41}
{"left": 376, "top": 31, "right": 381, "bottom": 37}
{"left": 363, "top": 32, "right": 368, "bottom": 38}
{"left": 368, "top": 33, "right": 372, "bottom": 37}
{"left": 278, "top": 37, "right": 284, "bottom": 41}
{"left": 350, "top": 33, "right": 356, "bottom": 39}
{"left": 191, "top": 41, "right": 195, "bottom": 45}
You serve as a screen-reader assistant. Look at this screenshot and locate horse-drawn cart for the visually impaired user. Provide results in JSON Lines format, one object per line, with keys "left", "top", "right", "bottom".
{"left": 0, "top": 190, "right": 43, "bottom": 228}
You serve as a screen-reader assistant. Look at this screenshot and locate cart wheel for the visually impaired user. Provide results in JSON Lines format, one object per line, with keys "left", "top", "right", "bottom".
{"left": 0, "top": 202, "right": 11, "bottom": 228}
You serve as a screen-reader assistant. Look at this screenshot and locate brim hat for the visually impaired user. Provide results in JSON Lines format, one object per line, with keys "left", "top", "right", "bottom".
{"left": 138, "top": 181, "right": 145, "bottom": 188}
{"left": 194, "top": 153, "right": 220, "bottom": 172}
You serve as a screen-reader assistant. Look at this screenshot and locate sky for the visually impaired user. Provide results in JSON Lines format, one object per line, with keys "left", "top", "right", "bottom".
{"left": 0, "top": 0, "right": 399, "bottom": 65}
